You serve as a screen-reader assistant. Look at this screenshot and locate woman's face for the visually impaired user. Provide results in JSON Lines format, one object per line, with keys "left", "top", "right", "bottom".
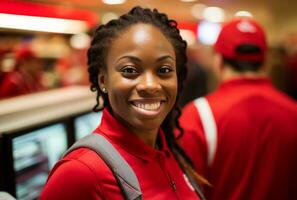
{"left": 100, "top": 23, "right": 178, "bottom": 135}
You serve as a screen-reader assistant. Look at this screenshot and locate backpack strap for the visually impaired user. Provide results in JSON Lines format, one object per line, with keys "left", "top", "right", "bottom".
{"left": 0, "top": 192, "right": 16, "bottom": 200}
{"left": 194, "top": 97, "right": 218, "bottom": 166}
{"left": 63, "top": 134, "right": 142, "bottom": 200}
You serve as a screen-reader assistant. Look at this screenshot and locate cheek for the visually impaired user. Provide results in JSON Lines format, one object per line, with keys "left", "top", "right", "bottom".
{"left": 171, "top": 80, "right": 178, "bottom": 98}
{"left": 106, "top": 75, "right": 131, "bottom": 105}
{"left": 164, "top": 76, "right": 178, "bottom": 103}
{"left": 107, "top": 87, "right": 129, "bottom": 118}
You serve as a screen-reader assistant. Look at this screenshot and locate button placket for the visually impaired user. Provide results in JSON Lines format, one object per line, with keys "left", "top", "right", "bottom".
{"left": 156, "top": 152, "right": 179, "bottom": 198}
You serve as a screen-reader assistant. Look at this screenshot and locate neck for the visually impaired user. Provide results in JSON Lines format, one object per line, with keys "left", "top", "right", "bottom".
{"left": 111, "top": 109, "right": 159, "bottom": 148}
{"left": 132, "top": 129, "right": 159, "bottom": 148}
{"left": 221, "top": 66, "right": 266, "bottom": 81}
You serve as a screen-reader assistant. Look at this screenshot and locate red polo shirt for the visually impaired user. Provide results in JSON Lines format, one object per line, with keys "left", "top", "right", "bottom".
{"left": 179, "top": 78, "right": 297, "bottom": 200}
{"left": 40, "top": 108, "right": 200, "bottom": 200}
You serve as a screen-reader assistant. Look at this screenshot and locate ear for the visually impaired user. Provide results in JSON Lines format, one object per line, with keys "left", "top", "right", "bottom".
{"left": 213, "top": 52, "right": 223, "bottom": 70}
{"left": 211, "top": 52, "right": 224, "bottom": 81}
{"left": 98, "top": 70, "right": 108, "bottom": 93}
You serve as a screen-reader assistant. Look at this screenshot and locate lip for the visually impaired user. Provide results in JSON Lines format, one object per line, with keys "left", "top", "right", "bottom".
{"left": 130, "top": 98, "right": 165, "bottom": 118}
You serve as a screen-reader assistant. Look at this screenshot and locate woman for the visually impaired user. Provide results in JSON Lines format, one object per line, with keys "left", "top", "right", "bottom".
{"left": 40, "top": 6, "right": 205, "bottom": 200}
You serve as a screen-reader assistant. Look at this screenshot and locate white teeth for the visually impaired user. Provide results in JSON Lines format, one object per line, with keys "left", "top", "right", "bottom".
{"left": 134, "top": 102, "right": 161, "bottom": 111}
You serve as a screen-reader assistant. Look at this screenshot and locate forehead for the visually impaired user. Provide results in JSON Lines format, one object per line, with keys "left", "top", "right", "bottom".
{"left": 107, "top": 23, "right": 175, "bottom": 60}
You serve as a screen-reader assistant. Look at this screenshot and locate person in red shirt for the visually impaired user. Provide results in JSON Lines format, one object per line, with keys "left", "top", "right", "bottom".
{"left": 40, "top": 6, "right": 206, "bottom": 200}
{"left": 0, "top": 47, "right": 44, "bottom": 98}
{"left": 179, "top": 17, "right": 297, "bottom": 200}
{"left": 0, "top": 47, "right": 10, "bottom": 84}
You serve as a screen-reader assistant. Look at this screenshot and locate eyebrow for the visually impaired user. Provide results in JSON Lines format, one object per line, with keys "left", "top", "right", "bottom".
{"left": 116, "top": 55, "right": 175, "bottom": 63}
{"left": 117, "top": 55, "right": 141, "bottom": 63}
{"left": 156, "top": 55, "right": 175, "bottom": 62}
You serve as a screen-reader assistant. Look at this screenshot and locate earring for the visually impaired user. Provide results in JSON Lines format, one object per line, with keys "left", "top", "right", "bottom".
{"left": 102, "top": 87, "right": 107, "bottom": 93}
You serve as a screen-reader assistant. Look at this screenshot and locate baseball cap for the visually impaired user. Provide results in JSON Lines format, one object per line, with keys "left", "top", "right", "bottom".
{"left": 214, "top": 17, "right": 267, "bottom": 62}
{"left": 15, "top": 46, "right": 37, "bottom": 61}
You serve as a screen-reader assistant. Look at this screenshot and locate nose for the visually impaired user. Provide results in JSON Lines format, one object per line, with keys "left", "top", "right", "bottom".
{"left": 136, "top": 71, "right": 161, "bottom": 94}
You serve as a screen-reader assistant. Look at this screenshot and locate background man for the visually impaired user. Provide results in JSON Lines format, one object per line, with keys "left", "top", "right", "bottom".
{"left": 179, "top": 17, "right": 297, "bottom": 200}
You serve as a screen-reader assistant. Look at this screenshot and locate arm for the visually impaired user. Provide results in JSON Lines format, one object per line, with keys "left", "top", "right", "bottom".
{"left": 39, "top": 159, "right": 104, "bottom": 200}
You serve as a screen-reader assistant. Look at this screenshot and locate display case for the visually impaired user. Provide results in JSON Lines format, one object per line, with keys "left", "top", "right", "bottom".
{"left": 74, "top": 111, "right": 102, "bottom": 140}
{"left": 0, "top": 86, "right": 98, "bottom": 199}
{"left": 2, "top": 123, "right": 68, "bottom": 200}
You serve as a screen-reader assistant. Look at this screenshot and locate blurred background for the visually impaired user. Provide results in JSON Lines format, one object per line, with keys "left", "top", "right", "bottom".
{"left": 0, "top": 0, "right": 296, "bottom": 99}
{"left": 0, "top": 0, "right": 296, "bottom": 199}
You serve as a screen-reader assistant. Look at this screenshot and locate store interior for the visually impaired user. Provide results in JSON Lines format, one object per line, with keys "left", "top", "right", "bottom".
{"left": 0, "top": 0, "right": 296, "bottom": 199}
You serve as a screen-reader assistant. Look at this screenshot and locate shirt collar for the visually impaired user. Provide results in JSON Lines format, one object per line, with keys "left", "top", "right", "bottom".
{"left": 93, "top": 108, "right": 171, "bottom": 162}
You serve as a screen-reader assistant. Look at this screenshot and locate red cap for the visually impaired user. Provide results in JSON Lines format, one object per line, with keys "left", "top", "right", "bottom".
{"left": 214, "top": 17, "right": 267, "bottom": 62}
{"left": 15, "top": 47, "right": 37, "bottom": 61}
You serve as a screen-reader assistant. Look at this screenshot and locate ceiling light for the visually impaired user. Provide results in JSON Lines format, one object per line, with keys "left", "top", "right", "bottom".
{"left": 0, "top": 13, "right": 88, "bottom": 34}
{"left": 198, "top": 20, "right": 221, "bottom": 45}
{"left": 202, "top": 7, "right": 225, "bottom": 23}
{"left": 70, "top": 33, "right": 91, "bottom": 49}
{"left": 102, "top": 0, "right": 126, "bottom": 5}
{"left": 235, "top": 11, "right": 253, "bottom": 17}
{"left": 191, "top": 3, "right": 207, "bottom": 19}
{"left": 180, "top": 0, "right": 198, "bottom": 2}
{"left": 102, "top": 12, "right": 119, "bottom": 24}
{"left": 180, "top": 29, "right": 197, "bottom": 46}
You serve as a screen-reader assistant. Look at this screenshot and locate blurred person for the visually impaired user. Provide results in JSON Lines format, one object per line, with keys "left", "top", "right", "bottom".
{"left": 279, "top": 33, "right": 297, "bottom": 100}
{"left": 178, "top": 46, "right": 208, "bottom": 108}
{"left": 0, "top": 47, "right": 45, "bottom": 98}
{"left": 55, "top": 49, "right": 89, "bottom": 87}
{"left": 285, "top": 48, "right": 297, "bottom": 100}
{"left": 266, "top": 46, "right": 289, "bottom": 94}
{"left": 40, "top": 6, "right": 206, "bottom": 200}
{"left": 179, "top": 17, "right": 297, "bottom": 200}
{"left": 0, "top": 47, "right": 10, "bottom": 84}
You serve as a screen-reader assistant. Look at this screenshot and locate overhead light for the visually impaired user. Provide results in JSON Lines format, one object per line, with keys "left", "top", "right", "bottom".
{"left": 102, "top": 0, "right": 126, "bottom": 5}
{"left": 202, "top": 7, "right": 225, "bottom": 23}
{"left": 235, "top": 11, "right": 253, "bottom": 17}
{"left": 102, "top": 12, "right": 119, "bottom": 24}
{"left": 191, "top": 3, "right": 207, "bottom": 19}
{"left": 198, "top": 20, "right": 221, "bottom": 45}
{"left": 70, "top": 33, "right": 91, "bottom": 49}
{"left": 180, "top": 0, "right": 198, "bottom": 2}
{"left": 180, "top": 29, "right": 197, "bottom": 46}
{"left": 0, "top": 13, "right": 88, "bottom": 34}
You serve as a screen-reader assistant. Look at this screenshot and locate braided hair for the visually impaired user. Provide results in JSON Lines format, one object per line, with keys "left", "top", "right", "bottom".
{"left": 87, "top": 6, "right": 208, "bottom": 187}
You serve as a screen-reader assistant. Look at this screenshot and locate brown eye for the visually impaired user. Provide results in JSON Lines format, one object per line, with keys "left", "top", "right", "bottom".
{"left": 158, "top": 66, "right": 173, "bottom": 74}
{"left": 120, "top": 66, "right": 139, "bottom": 77}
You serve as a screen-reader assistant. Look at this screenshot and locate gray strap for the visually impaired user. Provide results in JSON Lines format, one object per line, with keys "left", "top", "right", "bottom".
{"left": 0, "top": 192, "right": 16, "bottom": 200}
{"left": 63, "top": 134, "right": 142, "bottom": 200}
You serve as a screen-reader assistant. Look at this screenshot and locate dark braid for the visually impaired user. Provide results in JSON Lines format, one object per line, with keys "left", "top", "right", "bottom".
{"left": 87, "top": 6, "right": 208, "bottom": 187}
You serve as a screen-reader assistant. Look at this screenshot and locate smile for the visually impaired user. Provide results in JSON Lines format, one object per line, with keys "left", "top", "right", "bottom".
{"left": 133, "top": 102, "right": 161, "bottom": 111}
{"left": 130, "top": 99, "right": 165, "bottom": 117}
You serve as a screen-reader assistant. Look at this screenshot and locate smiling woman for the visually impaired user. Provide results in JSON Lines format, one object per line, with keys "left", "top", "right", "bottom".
{"left": 101, "top": 23, "right": 178, "bottom": 146}
{"left": 39, "top": 6, "right": 206, "bottom": 200}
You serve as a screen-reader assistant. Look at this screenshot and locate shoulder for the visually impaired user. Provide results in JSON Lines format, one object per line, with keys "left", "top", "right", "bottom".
{"left": 179, "top": 100, "right": 209, "bottom": 174}
{"left": 179, "top": 101, "right": 208, "bottom": 154}
{"left": 180, "top": 101, "right": 200, "bottom": 125}
{"left": 40, "top": 148, "right": 113, "bottom": 200}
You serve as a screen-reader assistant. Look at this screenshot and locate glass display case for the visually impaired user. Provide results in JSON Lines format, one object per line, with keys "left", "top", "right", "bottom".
{"left": 11, "top": 123, "right": 67, "bottom": 200}
{"left": 74, "top": 111, "right": 102, "bottom": 140}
